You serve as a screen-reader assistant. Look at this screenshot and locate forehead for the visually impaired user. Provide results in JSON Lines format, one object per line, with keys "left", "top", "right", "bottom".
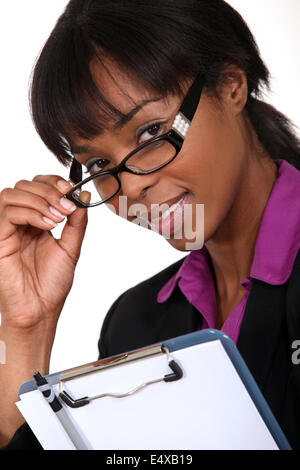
{"left": 68, "top": 58, "right": 182, "bottom": 152}
{"left": 66, "top": 57, "right": 186, "bottom": 155}
{"left": 89, "top": 57, "right": 160, "bottom": 114}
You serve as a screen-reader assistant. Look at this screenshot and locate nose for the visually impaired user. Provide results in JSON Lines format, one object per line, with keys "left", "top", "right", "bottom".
{"left": 118, "top": 170, "right": 159, "bottom": 201}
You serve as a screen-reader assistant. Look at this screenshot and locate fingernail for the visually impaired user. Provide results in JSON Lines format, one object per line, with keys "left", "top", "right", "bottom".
{"left": 79, "top": 191, "right": 92, "bottom": 204}
{"left": 43, "top": 217, "right": 58, "bottom": 228}
{"left": 57, "top": 180, "right": 72, "bottom": 192}
{"left": 59, "top": 197, "right": 77, "bottom": 212}
{"left": 49, "top": 206, "right": 65, "bottom": 219}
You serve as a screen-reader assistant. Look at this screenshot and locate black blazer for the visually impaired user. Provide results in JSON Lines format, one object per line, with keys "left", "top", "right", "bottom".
{"left": 4, "top": 249, "right": 300, "bottom": 450}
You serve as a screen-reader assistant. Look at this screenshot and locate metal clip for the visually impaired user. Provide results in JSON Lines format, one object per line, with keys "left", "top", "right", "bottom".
{"left": 59, "top": 345, "right": 183, "bottom": 408}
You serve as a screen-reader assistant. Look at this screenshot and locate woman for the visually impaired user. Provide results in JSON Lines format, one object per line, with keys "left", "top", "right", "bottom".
{"left": 0, "top": 0, "right": 300, "bottom": 450}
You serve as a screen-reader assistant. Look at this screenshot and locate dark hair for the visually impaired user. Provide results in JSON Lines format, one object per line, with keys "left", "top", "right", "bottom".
{"left": 30, "top": 0, "right": 300, "bottom": 169}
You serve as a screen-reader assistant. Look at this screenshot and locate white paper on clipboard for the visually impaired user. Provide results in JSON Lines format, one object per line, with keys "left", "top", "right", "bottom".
{"left": 16, "top": 339, "right": 280, "bottom": 450}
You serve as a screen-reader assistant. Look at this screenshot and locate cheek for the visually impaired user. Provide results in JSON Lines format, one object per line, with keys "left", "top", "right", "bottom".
{"left": 104, "top": 194, "right": 137, "bottom": 222}
{"left": 104, "top": 194, "right": 120, "bottom": 216}
{"left": 183, "top": 122, "right": 245, "bottom": 195}
{"left": 179, "top": 119, "right": 246, "bottom": 240}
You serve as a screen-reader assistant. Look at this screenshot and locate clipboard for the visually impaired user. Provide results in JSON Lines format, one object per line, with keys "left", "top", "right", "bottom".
{"left": 17, "top": 329, "right": 291, "bottom": 450}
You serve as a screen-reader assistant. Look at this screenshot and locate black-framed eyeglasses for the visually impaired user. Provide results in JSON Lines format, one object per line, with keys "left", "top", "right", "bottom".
{"left": 65, "top": 73, "right": 205, "bottom": 208}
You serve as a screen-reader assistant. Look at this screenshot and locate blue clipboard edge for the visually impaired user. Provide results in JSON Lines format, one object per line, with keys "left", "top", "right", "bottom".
{"left": 18, "top": 329, "right": 291, "bottom": 450}
{"left": 163, "top": 329, "right": 291, "bottom": 450}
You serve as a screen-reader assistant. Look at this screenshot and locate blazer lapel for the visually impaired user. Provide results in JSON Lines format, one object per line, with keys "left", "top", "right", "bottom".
{"left": 237, "top": 278, "right": 287, "bottom": 391}
{"left": 155, "top": 275, "right": 288, "bottom": 394}
{"left": 155, "top": 285, "right": 201, "bottom": 342}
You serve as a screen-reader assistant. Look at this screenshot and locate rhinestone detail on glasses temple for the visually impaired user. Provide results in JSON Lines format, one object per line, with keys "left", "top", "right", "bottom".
{"left": 172, "top": 112, "right": 191, "bottom": 139}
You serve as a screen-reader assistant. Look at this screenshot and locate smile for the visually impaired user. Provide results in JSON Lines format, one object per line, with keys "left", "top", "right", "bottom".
{"left": 150, "top": 193, "right": 187, "bottom": 223}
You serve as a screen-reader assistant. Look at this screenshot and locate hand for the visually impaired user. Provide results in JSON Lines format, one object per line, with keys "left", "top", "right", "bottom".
{"left": 0, "top": 175, "right": 90, "bottom": 332}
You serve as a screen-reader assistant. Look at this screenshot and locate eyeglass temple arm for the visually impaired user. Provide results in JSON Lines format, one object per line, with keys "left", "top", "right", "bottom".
{"left": 69, "top": 157, "right": 83, "bottom": 184}
{"left": 179, "top": 72, "right": 205, "bottom": 122}
{"left": 68, "top": 73, "right": 205, "bottom": 180}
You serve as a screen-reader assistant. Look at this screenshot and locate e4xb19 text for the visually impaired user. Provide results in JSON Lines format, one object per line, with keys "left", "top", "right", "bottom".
{"left": 106, "top": 454, "right": 193, "bottom": 466}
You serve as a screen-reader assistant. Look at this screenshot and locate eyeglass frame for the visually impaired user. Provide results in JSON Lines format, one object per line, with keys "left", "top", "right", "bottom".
{"left": 65, "top": 72, "right": 205, "bottom": 208}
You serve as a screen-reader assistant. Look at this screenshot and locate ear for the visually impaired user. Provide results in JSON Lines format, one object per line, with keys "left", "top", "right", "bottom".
{"left": 218, "top": 65, "right": 249, "bottom": 116}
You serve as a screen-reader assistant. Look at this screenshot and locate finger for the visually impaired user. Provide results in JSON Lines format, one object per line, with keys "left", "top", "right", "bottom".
{"left": 13, "top": 180, "right": 78, "bottom": 218}
{"left": 32, "top": 175, "right": 74, "bottom": 195}
{"left": 0, "top": 187, "right": 67, "bottom": 225}
{"left": 0, "top": 206, "right": 59, "bottom": 242}
{"left": 58, "top": 191, "right": 91, "bottom": 262}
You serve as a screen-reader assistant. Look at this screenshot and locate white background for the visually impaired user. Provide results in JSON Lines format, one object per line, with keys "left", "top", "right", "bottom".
{"left": 0, "top": 1, "right": 299, "bottom": 373}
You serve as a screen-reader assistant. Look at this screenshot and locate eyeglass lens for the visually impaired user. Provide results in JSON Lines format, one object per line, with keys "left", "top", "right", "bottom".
{"left": 72, "top": 139, "right": 177, "bottom": 205}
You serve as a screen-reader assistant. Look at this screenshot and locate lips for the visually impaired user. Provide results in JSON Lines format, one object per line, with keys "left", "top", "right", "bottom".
{"left": 139, "top": 192, "right": 188, "bottom": 223}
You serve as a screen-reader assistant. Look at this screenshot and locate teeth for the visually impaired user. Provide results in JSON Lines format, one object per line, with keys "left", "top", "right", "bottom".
{"left": 132, "top": 194, "right": 186, "bottom": 227}
{"left": 151, "top": 195, "right": 185, "bottom": 223}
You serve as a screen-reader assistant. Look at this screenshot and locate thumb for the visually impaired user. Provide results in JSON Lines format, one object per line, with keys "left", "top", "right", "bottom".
{"left": 58, "top": 191, "right": 91, "bottom": 262}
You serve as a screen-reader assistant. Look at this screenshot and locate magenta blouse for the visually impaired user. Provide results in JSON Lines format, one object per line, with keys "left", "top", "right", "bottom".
{"left": 157, "top": 159, "right": 300, "bottom": 344}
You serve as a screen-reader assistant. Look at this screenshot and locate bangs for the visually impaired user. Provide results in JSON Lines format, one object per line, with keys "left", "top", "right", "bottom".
{"left": 30, "top": 0, "right": 270, "bottom": 167}
{"left": 30, "top": 6, "right": 198, "bottom": 167}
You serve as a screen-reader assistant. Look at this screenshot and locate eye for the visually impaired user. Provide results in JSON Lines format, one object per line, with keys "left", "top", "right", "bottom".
{"left": 138, "top": 123, "right": 162, "bottom": 144}
{"left": 84, "top": 158, "right": 109, "bottom": 175}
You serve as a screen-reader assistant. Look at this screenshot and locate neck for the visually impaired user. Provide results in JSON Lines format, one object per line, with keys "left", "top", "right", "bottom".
{"left": 205, "top": 151, "right": 278, "bottom": 326}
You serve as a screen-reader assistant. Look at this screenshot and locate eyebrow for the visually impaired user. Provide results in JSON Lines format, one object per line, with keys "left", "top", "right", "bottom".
{"left": 113, "top": 98, "right": 161, "bottom": 131}
{"left": 70, "top": 98, "right": 161, "bottom": 155}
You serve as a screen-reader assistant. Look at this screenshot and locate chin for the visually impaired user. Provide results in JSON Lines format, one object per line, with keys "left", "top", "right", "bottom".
{"left": 166, "top": 236, "right": 205, "bottom": 252}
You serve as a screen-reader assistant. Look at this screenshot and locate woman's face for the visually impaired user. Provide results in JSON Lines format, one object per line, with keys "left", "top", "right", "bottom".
{"left": 71, "top": 61, "right": 249, "bottom": 251}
